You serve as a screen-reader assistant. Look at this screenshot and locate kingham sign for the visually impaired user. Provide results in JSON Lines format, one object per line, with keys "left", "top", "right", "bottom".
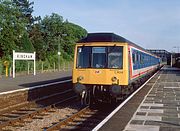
{"left": 14, "top": 52, "right": 35, "bottom": 60}
{"left": 13, "top": 50, "right": 36, "bottom": 78}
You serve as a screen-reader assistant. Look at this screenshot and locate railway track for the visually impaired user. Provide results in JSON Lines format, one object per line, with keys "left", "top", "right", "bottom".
{"left": 44, "top": 104, "right": 117, "bottom": 131}
{"left": 0, "top": 88, "right": 78, "bottom": 130}
{"left": 1, "top": 91, "right": 115, "bottom": 130}
{"left": 43, "top": 71, "right": 159, "bottom": 131}
{"left": 0, "top": 70, "right": 159, "bottom": 130}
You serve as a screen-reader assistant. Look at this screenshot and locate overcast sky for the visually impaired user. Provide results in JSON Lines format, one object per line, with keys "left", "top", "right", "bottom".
{"left": 31, "top": 0, "right": 180, "bottom": 52}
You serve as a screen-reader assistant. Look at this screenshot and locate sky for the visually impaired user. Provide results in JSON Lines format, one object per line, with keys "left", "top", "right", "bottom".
{"left": 30, "top": 0, "right": 180, "bottom": 53}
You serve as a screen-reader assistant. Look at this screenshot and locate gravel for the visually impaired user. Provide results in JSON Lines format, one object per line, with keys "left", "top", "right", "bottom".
{"left": 3, "top": 104, "right": 81, "bottom": 131}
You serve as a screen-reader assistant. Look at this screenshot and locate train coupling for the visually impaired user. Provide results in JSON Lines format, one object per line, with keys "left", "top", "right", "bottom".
{"left": 73, "top": 83, "right": 86, "bottom": 94}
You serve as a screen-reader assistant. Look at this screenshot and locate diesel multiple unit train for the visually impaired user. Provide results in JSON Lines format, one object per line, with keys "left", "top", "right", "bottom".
{"left": 73, "top": 33, "right": 161, "bottom": 105}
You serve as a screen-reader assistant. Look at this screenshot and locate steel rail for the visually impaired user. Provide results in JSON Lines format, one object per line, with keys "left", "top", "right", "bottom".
{"left": 45, "top": 106, "right": 90, "bottom": 131}
{"left": 0, "top": 89, "right": 73, "bottom": 115}
{"left": 0, "top": 92, "right": 77, "bottom": 129}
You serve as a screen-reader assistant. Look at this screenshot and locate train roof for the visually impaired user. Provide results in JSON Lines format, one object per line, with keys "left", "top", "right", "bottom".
{"left": 78, "top": 33, "right": 144, "bottom": 49}
{"left": 78, "top": 33, "right": 128, "bottom": 43}
{"left": 78, "top": 33, "right": 159, "bottom": 58}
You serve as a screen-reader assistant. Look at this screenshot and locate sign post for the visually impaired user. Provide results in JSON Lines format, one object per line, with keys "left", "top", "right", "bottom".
{"left": 13, "top": 50, "right": 36, "bottom": 78}
{"left": 33, "top": 52, "right": 36, "bottom": 75}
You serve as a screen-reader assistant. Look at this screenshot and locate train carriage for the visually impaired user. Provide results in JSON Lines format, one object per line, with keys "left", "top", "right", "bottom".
{"left": 73, "top": 33, "right": 160, "bottom": 105}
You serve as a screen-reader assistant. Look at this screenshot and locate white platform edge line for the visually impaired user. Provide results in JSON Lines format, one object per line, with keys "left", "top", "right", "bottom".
{"left": 124, "top": 72, "right": 162, "bottom": 130}
{"left": 92, "top": 70, "right": 160, "bottom": 131}
{"left": 0, "top": 79, "right": 72, "bottom": 95}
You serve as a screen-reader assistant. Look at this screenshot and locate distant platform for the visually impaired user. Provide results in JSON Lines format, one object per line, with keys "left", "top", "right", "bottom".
{"left": 0, "top": 71, "right": 72, "bottom": 94}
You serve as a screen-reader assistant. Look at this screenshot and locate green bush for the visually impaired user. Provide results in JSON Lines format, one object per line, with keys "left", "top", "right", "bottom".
{"left": 0, "top": 59, "right": 3, "bottom": 75}
{"left": 0, "top": 58, "right": 72, "bottom": 75}
{"left": 61, "top": 51, "right": 72, "bottom": 61}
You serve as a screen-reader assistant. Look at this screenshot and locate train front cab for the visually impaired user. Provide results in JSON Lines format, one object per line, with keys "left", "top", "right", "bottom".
{"left": 72, "top": 42, "right": 130, "bottom": 104}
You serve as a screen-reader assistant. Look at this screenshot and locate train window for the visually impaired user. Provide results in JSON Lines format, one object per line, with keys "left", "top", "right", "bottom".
{"left": 77, "top": 47, "right": 91, "bottom": 68}
{"left": 138, "top": 53, "right": 141, "bottom": 62}
{"left": 132, "top": 52, "right": 137, "bottom": 63}
{"left": 140, "top": 54, "right": 143, "bottom": 64}
{"left": 76, "top": 46, "right": 123, "bottom": 69}
{"left": 92, "top": 47, "right": 106, "bottom": 68}
{"left": 108, "top": 46, "right": 123, "bottom": 69}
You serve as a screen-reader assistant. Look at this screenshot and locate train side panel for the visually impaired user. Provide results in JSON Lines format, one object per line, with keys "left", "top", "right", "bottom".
{"left": 128, "top": 45, "right": 160, "bottom": 82}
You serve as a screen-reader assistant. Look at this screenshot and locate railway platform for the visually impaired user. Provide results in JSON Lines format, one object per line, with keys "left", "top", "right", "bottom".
{"left": 95, "top": 66, "right": 180, "bottom": 131}
{"left": 0, "top": 70, "right": 72, "bottom": 93}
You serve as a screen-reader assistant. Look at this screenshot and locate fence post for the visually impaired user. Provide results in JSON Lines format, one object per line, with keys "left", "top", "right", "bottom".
{"left": 9, "top": 66, "right": 12, "bottom": 77}
{"left": 68, "top": 62, "right": 70, "bottom": 70}
{"left": 28, "top": 62, "right": 30, "bottom": 75}
{"left": 41, "top": 61, "right": 44, "bottom": 73}
{"left": 63, "top": 62, "right": 65, "bottom": 71}
{"left": 54, "top": 62, "right": 55, "bottom": 72}
{"left": 0, "top": 65, "right": 2, "bottom": 78}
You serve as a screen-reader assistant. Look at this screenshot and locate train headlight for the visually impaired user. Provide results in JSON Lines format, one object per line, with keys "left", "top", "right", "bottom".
{"left": 111, "top": 76, "right": 117, "bottom": 82}
{"left": 77, "top": 76, "right": 84, "bottom": 82}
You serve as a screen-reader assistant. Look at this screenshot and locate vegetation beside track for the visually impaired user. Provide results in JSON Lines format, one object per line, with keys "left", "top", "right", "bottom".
{"left": 0, "top": 0, "right": 87, "bottom": 76}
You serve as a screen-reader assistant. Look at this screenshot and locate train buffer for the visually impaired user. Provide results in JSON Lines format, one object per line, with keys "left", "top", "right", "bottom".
{"left": 94, "top": 66, "right": 180, "bottom": 131}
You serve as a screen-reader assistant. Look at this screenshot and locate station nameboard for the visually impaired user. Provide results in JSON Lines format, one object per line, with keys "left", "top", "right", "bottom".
{"left": 14, "top": 52, "right": 35, "bottom": 60}
{"left": 13, "top": 50, "right": 36, "bottom": 78}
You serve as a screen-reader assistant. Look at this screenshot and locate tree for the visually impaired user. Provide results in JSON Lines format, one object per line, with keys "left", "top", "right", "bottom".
{"left": 20, "top": 33, "right": 34, "bottom": 52}
{"left": 40, "top": 13, "right": 64, "bottom": 54}
{"left": 13, "top": 0, "right": 41, "bottom": 31}
{"left": 29, "top": 23, "right": 46, "bottom": 60}
{"left": 62, "top": 21, "right": 87, "bottom": 57}
{"left": 0, "top": 0, "right": 27, "bottom": 58}
{"left": 37, "top": 13, "right": 87, "bottom": 60}
{"left": 0, "top": 1, "right": 87, "bottom": 62}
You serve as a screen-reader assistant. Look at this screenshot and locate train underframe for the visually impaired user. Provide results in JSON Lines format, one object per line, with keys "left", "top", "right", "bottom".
{"left": 83, "top": 84, "right": 133, "bottom": 105}
{"left": 73, "top": 71, "right": 155, "bottom": 106}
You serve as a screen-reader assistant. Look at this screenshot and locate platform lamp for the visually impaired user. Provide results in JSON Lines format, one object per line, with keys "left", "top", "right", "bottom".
{"left": 58, "top": 33, "right": 67, "bottom": 71}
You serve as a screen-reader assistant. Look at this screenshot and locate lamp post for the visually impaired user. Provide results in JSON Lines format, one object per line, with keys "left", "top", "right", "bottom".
{"left": 58, "top": 34, "right": 67, "bottom": 71}
{"left": 58, "top": 39, "right": 61, "bottom": 71}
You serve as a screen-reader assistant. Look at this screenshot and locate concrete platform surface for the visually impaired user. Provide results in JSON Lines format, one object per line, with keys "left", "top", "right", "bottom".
{"left": 0, "top": 71, "right": 72, "bottom": 93}
{"left": 98, "top": 66, "right": 180, "bottom": 131}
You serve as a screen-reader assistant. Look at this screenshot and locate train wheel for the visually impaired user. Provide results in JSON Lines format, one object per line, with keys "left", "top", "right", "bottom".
{"left": 89, "top": 90, "right": 96, "bottom": 107}
{"left": 122, "top": 87, "right": 129, "bottom": 98}
{"left": 132, "top": 82, "right": 138, "bottom": 90}
{"left": 90, "top": 86, "right": 102, "bottom": 106}
{"left": 81, "top": 90, "right": 91, "bottom": 106}
{"left": 129, "top": 84, "right": 134, "bottom": 93}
